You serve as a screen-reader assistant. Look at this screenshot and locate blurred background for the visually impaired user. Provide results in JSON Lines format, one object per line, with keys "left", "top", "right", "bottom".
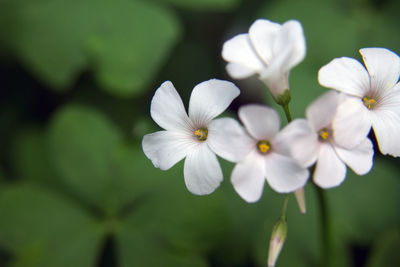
{"left": 0, "top": 0, "right": 399, "bottom": 266}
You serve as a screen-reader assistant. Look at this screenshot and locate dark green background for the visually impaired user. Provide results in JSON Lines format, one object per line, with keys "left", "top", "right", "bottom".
{"left": 0, "top": 0, "right": 399, "bottom": 266}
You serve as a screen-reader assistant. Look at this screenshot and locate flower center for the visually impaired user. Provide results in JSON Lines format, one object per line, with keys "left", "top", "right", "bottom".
{"left": 362, "top": 96, "right": 376, "bottom": 110}
{"left": 194, "top": 128, "right": 208, "bottom": 141}
{"left": 257, "top": 140, "right": 271, "bottom": 154}
{"left": 318, "top": 128, "right": 330, "bottom": 141}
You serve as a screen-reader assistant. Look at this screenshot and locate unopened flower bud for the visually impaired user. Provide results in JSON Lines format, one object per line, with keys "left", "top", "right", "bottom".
{"left": 268, "top": 218, "right": 288, "bottom": 267}
{"left": 294, "top": 187, "right": 306, "bottom": 214}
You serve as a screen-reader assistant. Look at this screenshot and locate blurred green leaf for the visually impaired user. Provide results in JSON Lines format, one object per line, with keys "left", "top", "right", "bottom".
{"left": 0, "top": 0, "right": 181, "bottom": 96}
{"left": 159, "top": 0, "right": 239, "bottom": 11}
{"left": 0, "top": 183, "right": 104, "bottom": 267}
{"left": 47, "top": 104, "right": 121, "bottom": 211}
{"left": 367, "top": 228, "right": 400, "bottom": 267}
{"left": 12, "top": 128, "right": 58, "bottom": 185}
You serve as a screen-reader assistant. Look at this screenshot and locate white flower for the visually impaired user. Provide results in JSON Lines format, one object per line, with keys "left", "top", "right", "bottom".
{"left": 222, "top": 19, "right": 306, "bottom": 100}
{"left": 231, "top": 104, "right": 309, "bottom": 202}
{"left": 318, "top": 47, "right": 400, "bottom": 157}
{"left": 142, "top": 79, "right": 252, "bottom": 195}
{"left": 281, "top": 91, "right": 374, "bottom": 188}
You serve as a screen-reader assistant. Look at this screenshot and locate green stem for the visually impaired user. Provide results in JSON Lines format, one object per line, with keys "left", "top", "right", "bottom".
{"left": 282, "top": 103, "right": 292, "bottom": 123}
{"left": 315, "top": 184, "right": 334, "bottom": 267}
{"left": 280, "top": 194, "right": 290, "bottom": 221}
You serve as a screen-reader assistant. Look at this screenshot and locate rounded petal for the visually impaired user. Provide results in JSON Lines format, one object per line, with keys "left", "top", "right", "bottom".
{"left": 274, "top": 119, "right": 318, "bottom": 166}
{"left": 208, "top": 118, "right": 254, "bottom": 162}
{"left": 248, "top": 19, "right": 281, "bottom": 65}
{"left": 222, "top": 33, "right": 265, "bottom": 73}
{"left": 318, "top": 57, "right": 370, "bottom": 97}
{"left": 360, "top": 48, "right": 400, "bottom": 94}
{"left": 238, "top": 104, "right": 280, "bottom": 140}
{"left": 332, "top": 96, "right": 372, "bottom": 149}
{"left": 231, "top": 150, "right": 266, "bottom": 203}
{"left": 226, "top": 63, "right": 256, "bottom": 79}
{"left": 142, "top": 131, "right": 194, "bottom": 170}
{"left": 306, "top": 91, "right": 339, "bottom": 131}
{"left": 313, "top": 143, "right": 346, "bottom": 188}
{"left": 264, "top": 153, "right": 309, "bottom": 193}
{"left": 278, "top": 20, "right": 306, "bottom": 70}
{"left": 188, "top": 79, "right": 240, "bottom": 125}
{"left": 371, "top": 109, "right": 400, "bottom": 157}
{"left": 184, "top": 144, "right": 223, "bottom": 195}
{"left": 150, "top": 81, "right": 192, "bottom": 132}
{"left": 335, "top": 138, "right": 374, "bottom": 175}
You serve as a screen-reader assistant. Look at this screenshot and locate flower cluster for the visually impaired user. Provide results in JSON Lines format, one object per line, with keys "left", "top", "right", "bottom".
{"left": 142, "top": 18, "right": 400, "bottom": 266}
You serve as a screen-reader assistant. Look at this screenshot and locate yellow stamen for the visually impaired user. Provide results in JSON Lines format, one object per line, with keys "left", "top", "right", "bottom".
{"left": 318, "top": 128, "right": 330, "bottom": 141}
{"left": 362, "top": 96, "right": 376, "bottom": 110}
{"left": 194, "top": 128, "right": 208, "bottom": 141}
{"left": 257, "top": 140, "right": 271, "bottom": 154}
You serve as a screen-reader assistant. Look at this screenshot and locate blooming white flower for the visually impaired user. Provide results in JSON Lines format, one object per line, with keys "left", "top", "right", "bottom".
{"left": 221, "top": 19, "right": 306, "bottom": 101}
{"left": 231, "top": 104, "right": 309, "bottom": 202}
{"left": 142, "top": 79, "right": 252, "bottom": 195}
{"left": 281, "top": 91, "right": 374, "bottom": 188}
{"left": 318, "top": 47, "right": 400, "bottom": 157}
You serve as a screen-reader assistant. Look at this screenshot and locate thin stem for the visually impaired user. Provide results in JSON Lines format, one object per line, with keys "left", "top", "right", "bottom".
{"left": 315, "top": 184, "right": 334, "bottom": 267}
{"left": 280, "top": 194, "right": 290, "bottom": 221}
{"left": 281, "top": 103, "right": 292, "bottom": 123}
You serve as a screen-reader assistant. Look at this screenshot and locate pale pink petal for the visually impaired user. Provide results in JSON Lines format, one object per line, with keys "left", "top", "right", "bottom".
{"left": 248, "top": 19, "right": 281, "bottom": 64}
{"left": 275, "top": 119, "right": 318, "bottom": 166}
{"left": 360, "top": 48, "right": 400, "bottom": 94}
{"left": 318, "top": 57, "right": 370, "bottom": 97}
{"left": 188, "top": 79, "right": 240, "bottom": 125}
{"left": 150, "top": 81, "right": 192, "bottom": 132}
{"left": 231, "top": 150, "right": 266, "bottom": 203}
{"left": 334, "top": 138, "right": 374, "bottom": 175}
{"left": 184, "top": 143, "right": 223, "bottom": 195}
{"left": 371, "top": 109, "right": 400, "bottom": 157}
{"left": 142, "top": 131, "right": 194, "bottom": 170}
{"left": 208, "top": 118, "right": 254, "bottom": 162}
{"left": 333, "top": 96, "right": 372, "bottom": 149}
{"left": 222, "top": 34, "right": 265, "bottom": 73}
{"left": 264, "top": 153, "right": 309, "bottom": 193}
{"left": 238, "top": 104, "right": 280, "bottom": 140}
{"left": 226, "top": 63, "right": 256, "bottom": 79}
{"left": 313, "top": 143, "right": 346, "bottom": 188}
{"left": 306, "top": 91, "right": 339, "bottom": 131}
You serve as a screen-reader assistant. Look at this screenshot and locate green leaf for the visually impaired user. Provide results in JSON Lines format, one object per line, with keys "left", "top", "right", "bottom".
{"left": 47, "top": 104, "right": 121, "bottom": 211}
{"left": 0, "top": 0, "right": 181, "bottom": 96}
{"left": 0, "top": 183, "right": 104, "bottom": 267}
{"left": 367, "top": 228, "right": 400, "bottom": 267}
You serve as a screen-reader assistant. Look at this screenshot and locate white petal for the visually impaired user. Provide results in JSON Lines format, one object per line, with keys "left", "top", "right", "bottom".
{"left": 306, "top": 91, "right": 339, "bottom": 131}
{"left": 264, "top": 153, "right": 309, "bottom": 193}
{"left": 207, "top": 118, "right": 254, "bottom": 162}
{"left": 318, "top": 57, "right": 370, "bottom": 97}
{"left": 238, "top": 104, "right": 280, "bottom": 140}
{"left": 226, "top": 63, "right": 256, "bottom": 79}
{"left": 188, "top": 79, "right": 240, "bottom": 125}
{"left": 334, "top": 138, "right": 374, "bottom": 175}
{"left": 222, "top": 33, "right": 265, "bottom": 73}
{"left": 142, "top": 131, "right": 194, "bottom": 170}
{"left": 248, "top": 19, "right": 281, "bottom": 65}
{"left": 150, "top": 81, "right": 192, "bottom": 132}
{"left": 275, "top": 119, "right": 318, "bottom": 166}
{"left": 184, "top": 144, "right": 223, "bottom": 195}
{"left": 277, "top": 20, "right": 306, "bottom": 71}
{"left": 231, "top": 150, "right": 266, "bottom": 203}
{"left": 313, "top": 143, "right": 346, "bottom": 188}
{"left": 360, "top": 48, "right": 400, "bottom": 94}
{"left": 371, "top": 109, "right": 400, "bottom": 157}
{"left": 332, "top": 96, "right": 372, "bottom": 149}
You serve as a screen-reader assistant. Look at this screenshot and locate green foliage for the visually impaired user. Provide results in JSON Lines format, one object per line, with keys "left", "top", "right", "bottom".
{"left": 161, "top": 0, "right": 240, "bottom": 11}
{"left": 0, "top": 0, "right": 181, "bottom": 96}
